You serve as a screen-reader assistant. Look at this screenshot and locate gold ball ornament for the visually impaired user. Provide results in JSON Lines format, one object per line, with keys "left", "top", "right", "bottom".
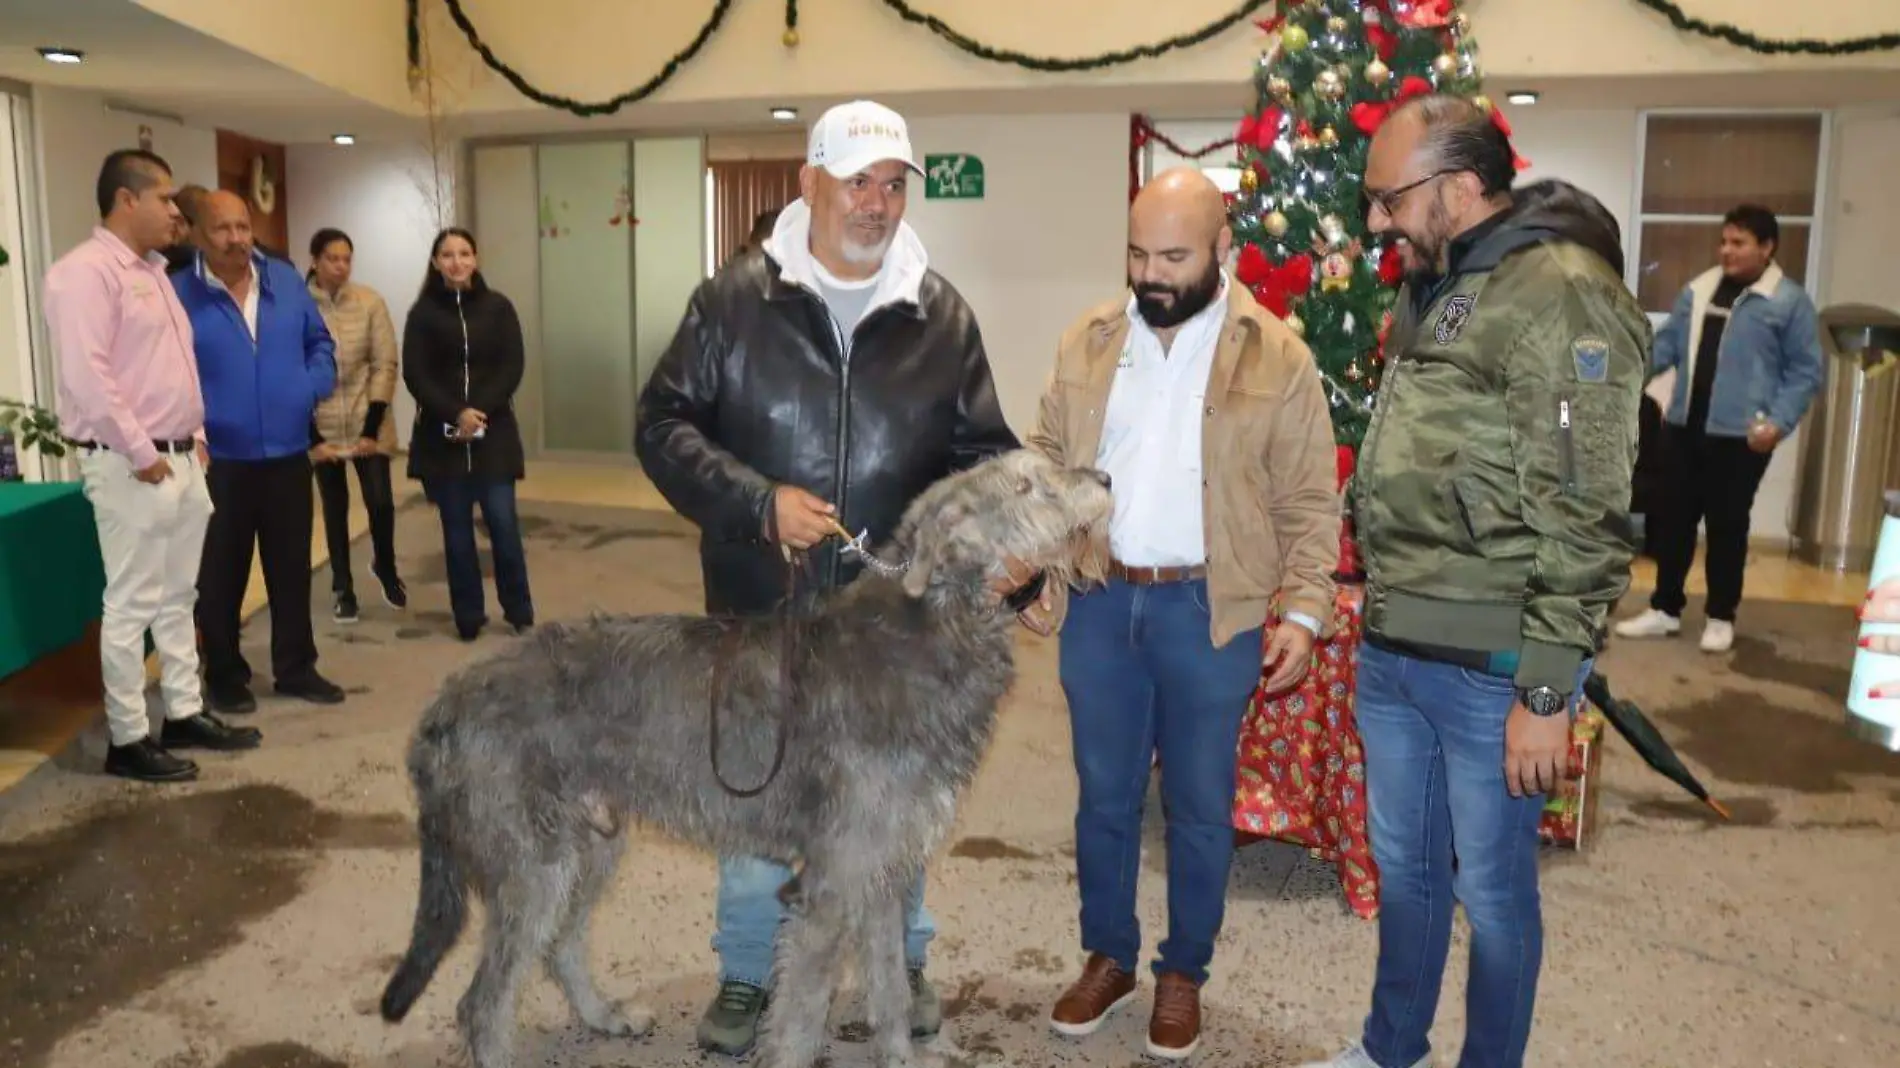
{"left": 1364, "top": 59, "right": 1391, "bottom": 86}
{"left": 1452, "top": 12, "right": 1472, "bottom": 36}
{"left": 1266, "top": 211, "right": 1290, "bottom": 238}
{"left": 1327, "top": 16, "right": 1349, "bottom": 35}
{"left": 1268, "top": 75, "right": 1293, "bottom": 102}
{"left": 1315, "top": 70, "right": 1345, "bottom": 101}
{"left": 1433, "top": 53, "right": 1458, "bottom": 77}
{"left": 1239, "top": 166, "right": 1259, "bottom": 194}
{"left": 782, "top": 27, "right": 800, "bottom": 47}
{"left": 1471, "top": 94, "right": 1494, "bottom": 114}
{"left": 1285, "top": 312, "right": 1305, "bottom": 337}
{"left": 1318, "top": 126, "right": 1339, "bottom": 148}
{"left": 1281, "top": 24, "right": 1311, "bottom": 52}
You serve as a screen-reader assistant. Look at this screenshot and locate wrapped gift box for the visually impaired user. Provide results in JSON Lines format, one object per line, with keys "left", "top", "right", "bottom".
{"left": 1538, "top": 703, "right": 1607, "bottom": 850}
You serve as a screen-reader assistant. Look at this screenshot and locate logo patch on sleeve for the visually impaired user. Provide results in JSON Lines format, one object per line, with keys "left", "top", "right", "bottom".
{"left": 1433, "top": 294, "right": 1475, "bottom": 345}
{"left": 1571, "top": 336, "right": 1610, "bottom": 383}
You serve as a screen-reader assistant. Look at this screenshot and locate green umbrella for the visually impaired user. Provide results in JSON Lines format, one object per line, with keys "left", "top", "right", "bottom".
{"left": 1584, "top": 671, "right": 1732, "bottom": 820}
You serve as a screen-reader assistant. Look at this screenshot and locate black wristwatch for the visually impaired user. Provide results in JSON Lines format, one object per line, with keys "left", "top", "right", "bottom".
{"left": 1520, "top": 686, "right": 1568, "bottom": 718}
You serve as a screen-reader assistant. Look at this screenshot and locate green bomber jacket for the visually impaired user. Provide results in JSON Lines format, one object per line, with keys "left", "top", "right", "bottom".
{"left": 1351, "top": 179, "right": 1652, "bottom": 695}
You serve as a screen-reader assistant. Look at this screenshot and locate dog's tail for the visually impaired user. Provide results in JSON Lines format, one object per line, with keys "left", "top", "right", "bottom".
{"left": 380, "top": 770, "right": 468, "bottom": 1022}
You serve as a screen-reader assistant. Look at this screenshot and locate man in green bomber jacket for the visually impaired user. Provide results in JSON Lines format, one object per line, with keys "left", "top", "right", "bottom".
{"left": 1302, "top": 96, "right": 1649, "bottom": 1068}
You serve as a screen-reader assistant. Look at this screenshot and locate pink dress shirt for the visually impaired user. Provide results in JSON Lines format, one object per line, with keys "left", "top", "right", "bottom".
{"left": 42, "top": 226, "right": 204, "bottom": 472}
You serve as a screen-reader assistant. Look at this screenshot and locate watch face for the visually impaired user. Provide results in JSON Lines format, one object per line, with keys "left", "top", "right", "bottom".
{"left": 1527, "top": 688, "right": 1566, "bottom": 716}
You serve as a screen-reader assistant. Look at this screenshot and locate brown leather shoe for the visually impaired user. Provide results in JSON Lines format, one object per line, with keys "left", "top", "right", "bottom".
{"left": 1146, "top": 971, "right": 1202, "bottom": 1059}
{"left": 1050, "top": 952, "right": 1137, "bottom": 1037}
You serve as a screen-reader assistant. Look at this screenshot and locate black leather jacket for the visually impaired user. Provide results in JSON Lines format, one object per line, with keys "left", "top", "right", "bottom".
{"left": 635, "top": 251, "right": 1020, "bottom": 616}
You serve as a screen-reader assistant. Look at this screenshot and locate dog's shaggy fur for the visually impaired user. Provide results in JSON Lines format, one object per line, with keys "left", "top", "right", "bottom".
{"left": 378, "top": 450, "right": 1113, "bottom": 1068}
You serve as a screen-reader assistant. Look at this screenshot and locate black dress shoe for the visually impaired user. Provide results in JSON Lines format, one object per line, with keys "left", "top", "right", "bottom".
{"left": 456, "top": 617, "right": 487, "bottom": 642}
{"left": 104, "top": 738, "right": 199, "bottom": 783}
{"left": 208, "top": 683, "right": 258, "bottom": 715}
{"left": 275, "top": 673, "right": 346, "bottom": 704}
{"left": 162, "top": 712, "right": 263, "bottom": 751}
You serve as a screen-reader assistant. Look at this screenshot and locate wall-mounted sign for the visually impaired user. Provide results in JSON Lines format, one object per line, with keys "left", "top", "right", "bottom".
{"left": 924, "top": 154, "right": 984, "bottom": 200}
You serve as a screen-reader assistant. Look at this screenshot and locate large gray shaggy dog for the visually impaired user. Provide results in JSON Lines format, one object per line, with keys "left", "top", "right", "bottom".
{"left": 378, "top": 450, "right": 1113, "bottom": 1068}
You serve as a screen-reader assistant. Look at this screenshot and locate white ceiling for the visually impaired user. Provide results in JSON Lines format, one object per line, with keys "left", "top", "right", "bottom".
{"left": 0, "top": 0, "right": 416, "bottom": 142}
{"left": 1, "top": 0, "right": 1897, "bottom": 147}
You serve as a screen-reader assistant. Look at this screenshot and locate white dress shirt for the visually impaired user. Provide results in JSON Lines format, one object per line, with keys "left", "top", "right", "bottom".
{"left": 203, "top": 259, "right": 260, "bottom": 341}
{"left": 1095, "top": 275, "right": 1230, "bottom": 567}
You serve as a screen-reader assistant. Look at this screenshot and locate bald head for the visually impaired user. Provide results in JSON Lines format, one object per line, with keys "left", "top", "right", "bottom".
{"left": 200, "top": 189, "right": 256, "bottom": 279}
{"left": 1132, "top": 166, "right": 1229, "bottom": 245}
{"left": 1128, "top": 166, "right": 1232, "bottom": 331}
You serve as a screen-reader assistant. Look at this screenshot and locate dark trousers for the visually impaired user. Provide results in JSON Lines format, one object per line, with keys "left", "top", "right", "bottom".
{"left": 1648, "top": 425, "right": 1774, "bottom": 623}
{"left": 312, "top": 454, "right": 398, "bottom": 596}
{"left": 423, "top": 476, "right": 533, "bottom": 629}
{"left": 197, "top": 454, "right": 318, "bottom": 689}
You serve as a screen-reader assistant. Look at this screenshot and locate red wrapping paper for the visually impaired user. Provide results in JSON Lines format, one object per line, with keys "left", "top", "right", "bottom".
{"left": 1233, "top": 584, "right": 1379, "bottom": 920}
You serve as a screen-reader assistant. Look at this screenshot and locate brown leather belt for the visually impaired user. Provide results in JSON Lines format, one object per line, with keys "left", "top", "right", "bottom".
{"left": 1108, "top": 559, "right": 1208, "bottom": 585}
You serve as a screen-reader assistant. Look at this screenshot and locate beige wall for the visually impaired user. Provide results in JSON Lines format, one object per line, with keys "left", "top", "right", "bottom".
{"left": 132, "top": 0, "right": 1900, "bottom": 126}
{"left": 31, "top": 86, "right": 218, "bottom": 263}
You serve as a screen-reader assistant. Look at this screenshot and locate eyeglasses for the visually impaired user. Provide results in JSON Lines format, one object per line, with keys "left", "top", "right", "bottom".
{"left": 1362, "top": 170, "right": 1453, "bottom": 218}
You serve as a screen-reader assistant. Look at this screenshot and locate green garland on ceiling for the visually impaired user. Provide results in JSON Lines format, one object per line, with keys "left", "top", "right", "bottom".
{"left": 1629, "top": 0, "right": 1898, "bottom": 56}
{"left": 404, "top": 0, "right": 1899, "bottom": 121}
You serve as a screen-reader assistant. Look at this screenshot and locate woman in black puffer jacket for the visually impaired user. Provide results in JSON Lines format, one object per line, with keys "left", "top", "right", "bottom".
{"left": 402, "top": 227, "right": 533, "bottom": 642}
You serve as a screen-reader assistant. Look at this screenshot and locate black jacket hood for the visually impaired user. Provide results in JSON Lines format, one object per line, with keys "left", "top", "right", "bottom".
{"left": 1462, "top": 178, "right": 1627, "bottom": 278}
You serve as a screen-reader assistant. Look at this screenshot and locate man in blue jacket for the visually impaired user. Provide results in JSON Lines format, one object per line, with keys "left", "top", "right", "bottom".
{"left": 174, "top": 190, "right": 345, "bottom": 710}
{"left": 1614, "top": 203, "right": 1824, "bottom": 654}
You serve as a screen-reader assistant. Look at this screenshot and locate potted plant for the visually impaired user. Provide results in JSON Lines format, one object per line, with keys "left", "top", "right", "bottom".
{"left": 0, "top": 397, "right": 65, "bottom": 481}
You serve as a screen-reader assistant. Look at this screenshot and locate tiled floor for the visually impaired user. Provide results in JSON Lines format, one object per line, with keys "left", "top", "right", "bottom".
{"left": 0, "top": 460, "right": 1871, "bottom": 794}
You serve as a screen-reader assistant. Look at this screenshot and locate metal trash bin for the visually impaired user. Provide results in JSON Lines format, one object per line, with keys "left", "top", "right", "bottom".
{"left": 1789, "top": 303, "right": 1900, "bottom": 572}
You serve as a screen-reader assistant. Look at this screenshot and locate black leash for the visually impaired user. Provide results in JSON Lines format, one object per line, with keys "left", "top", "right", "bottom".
{"left": 708, "top": 549, "right": 803, "bottom": 798}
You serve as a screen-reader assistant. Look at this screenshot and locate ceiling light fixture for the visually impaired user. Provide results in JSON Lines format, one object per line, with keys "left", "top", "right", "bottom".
{"left": 332, "top": 134, "right": 356, "bottom": 146}
{"left": 1506, "top": 91, "right": 1539, "bottom": 106}
{"left": 38, "top": 47, "right": 84, "bottom": 65}
{"left": 770, "top": 107, "right": 798, "bottom": 122}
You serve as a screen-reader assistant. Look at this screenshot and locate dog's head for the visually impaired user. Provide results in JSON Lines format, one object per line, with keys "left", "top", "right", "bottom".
{"left": 890, "top": 449, "right": 1114, "bottom": 601}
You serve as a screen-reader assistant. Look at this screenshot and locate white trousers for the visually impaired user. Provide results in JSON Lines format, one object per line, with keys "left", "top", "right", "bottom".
{"left": 77, "top": 447, "right": 215, "bottom": 746}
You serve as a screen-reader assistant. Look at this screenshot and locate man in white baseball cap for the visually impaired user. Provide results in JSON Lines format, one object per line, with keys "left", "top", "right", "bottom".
{"left": 636, "top": 98, "right": 1028, "bottom": 1058}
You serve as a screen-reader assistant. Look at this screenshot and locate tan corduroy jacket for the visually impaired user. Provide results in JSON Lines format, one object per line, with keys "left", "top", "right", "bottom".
{"left": 309, "top": 280, "right": 400, "bottom": 456}
{"left": 1026, "top": 281, "right": 1341, "bottom": 648}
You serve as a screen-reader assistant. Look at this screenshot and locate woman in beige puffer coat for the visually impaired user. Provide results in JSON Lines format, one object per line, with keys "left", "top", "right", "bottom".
{"left": 308, "top": 228, "right": 407, "bottom": 623}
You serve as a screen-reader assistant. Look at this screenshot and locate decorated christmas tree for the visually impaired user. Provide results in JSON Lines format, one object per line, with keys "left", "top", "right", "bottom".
{"left": 1229, "top": 0, "right": 1520, "bottom": 454}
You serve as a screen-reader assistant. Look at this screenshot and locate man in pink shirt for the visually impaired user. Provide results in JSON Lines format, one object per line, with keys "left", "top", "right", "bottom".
{"left": 43, "top": 148, "right": 262, "bottom": 782}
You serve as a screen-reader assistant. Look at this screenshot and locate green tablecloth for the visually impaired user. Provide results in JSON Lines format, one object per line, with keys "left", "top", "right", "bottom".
{"left": 0, "top": 481, "right": 106, "bottom": 680}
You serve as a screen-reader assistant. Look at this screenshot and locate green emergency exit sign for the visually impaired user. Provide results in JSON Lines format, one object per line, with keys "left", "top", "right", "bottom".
{"left": 924, "top": 154, "right": 985, "bottom": 200}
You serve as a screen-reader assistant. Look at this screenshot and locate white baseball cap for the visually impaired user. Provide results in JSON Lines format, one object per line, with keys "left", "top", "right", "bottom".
{"left": 807, "top": 100, "right": 924, "bottom": 179}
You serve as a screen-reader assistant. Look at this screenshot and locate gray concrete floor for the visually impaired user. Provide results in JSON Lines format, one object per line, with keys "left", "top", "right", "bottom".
{"left": 3, "top": 500, "right": 1899, "bottom": 1068}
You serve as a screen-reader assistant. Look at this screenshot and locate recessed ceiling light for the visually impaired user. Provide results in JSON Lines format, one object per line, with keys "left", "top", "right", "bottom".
{"left": 38, "top": 47, "right": 84, "bottom": 65}
{"left": 770, "top": 107, "right": 798, "bottom": 122}
{"left": 1506, "top": 91, "right": 1539, "bottom": 106}
{"left": 331, "top": 134, "right": 356, "bottom": 146}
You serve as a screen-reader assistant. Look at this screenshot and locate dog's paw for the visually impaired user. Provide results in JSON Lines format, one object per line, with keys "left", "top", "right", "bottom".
{"left": 588, "top": 1000, "right": 655, "bottom": 1038}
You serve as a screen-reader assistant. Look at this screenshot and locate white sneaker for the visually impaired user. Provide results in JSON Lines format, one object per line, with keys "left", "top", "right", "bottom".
{"left": 1296, "top": 1044, "right": 1430, "bottom": 1068}
{"left": 1613, "top": 608, "right": 1682, "bottom": 639}
{"left": 1700, "top": 620, "right": 1734, "bottom": 653}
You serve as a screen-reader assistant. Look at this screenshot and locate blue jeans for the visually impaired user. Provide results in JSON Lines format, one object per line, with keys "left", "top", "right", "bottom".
{"left": 1057, "top": 577, "right": 1264, "bottom": 985}
{"left": 712, "top": 855, "right": 935, "bottom": 988}
{"left": 1354, "top": 641, "right": 1590, "bottom": 1068}
{"left": 423, "top": 476, "right": 533, "bottom": 630}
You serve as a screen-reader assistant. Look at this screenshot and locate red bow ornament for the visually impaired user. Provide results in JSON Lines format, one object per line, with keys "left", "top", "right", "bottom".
{"left": 1395, "top": 0, "right": 1454, "bottom": 28}
{"left": 1236, "top": 106, "right": 1286, "bottom": 152}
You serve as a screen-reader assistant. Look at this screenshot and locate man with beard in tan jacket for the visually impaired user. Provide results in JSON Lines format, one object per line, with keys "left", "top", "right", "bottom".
{"left": 1025, "top": 167, "right": 1340, "bottom": 1060}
